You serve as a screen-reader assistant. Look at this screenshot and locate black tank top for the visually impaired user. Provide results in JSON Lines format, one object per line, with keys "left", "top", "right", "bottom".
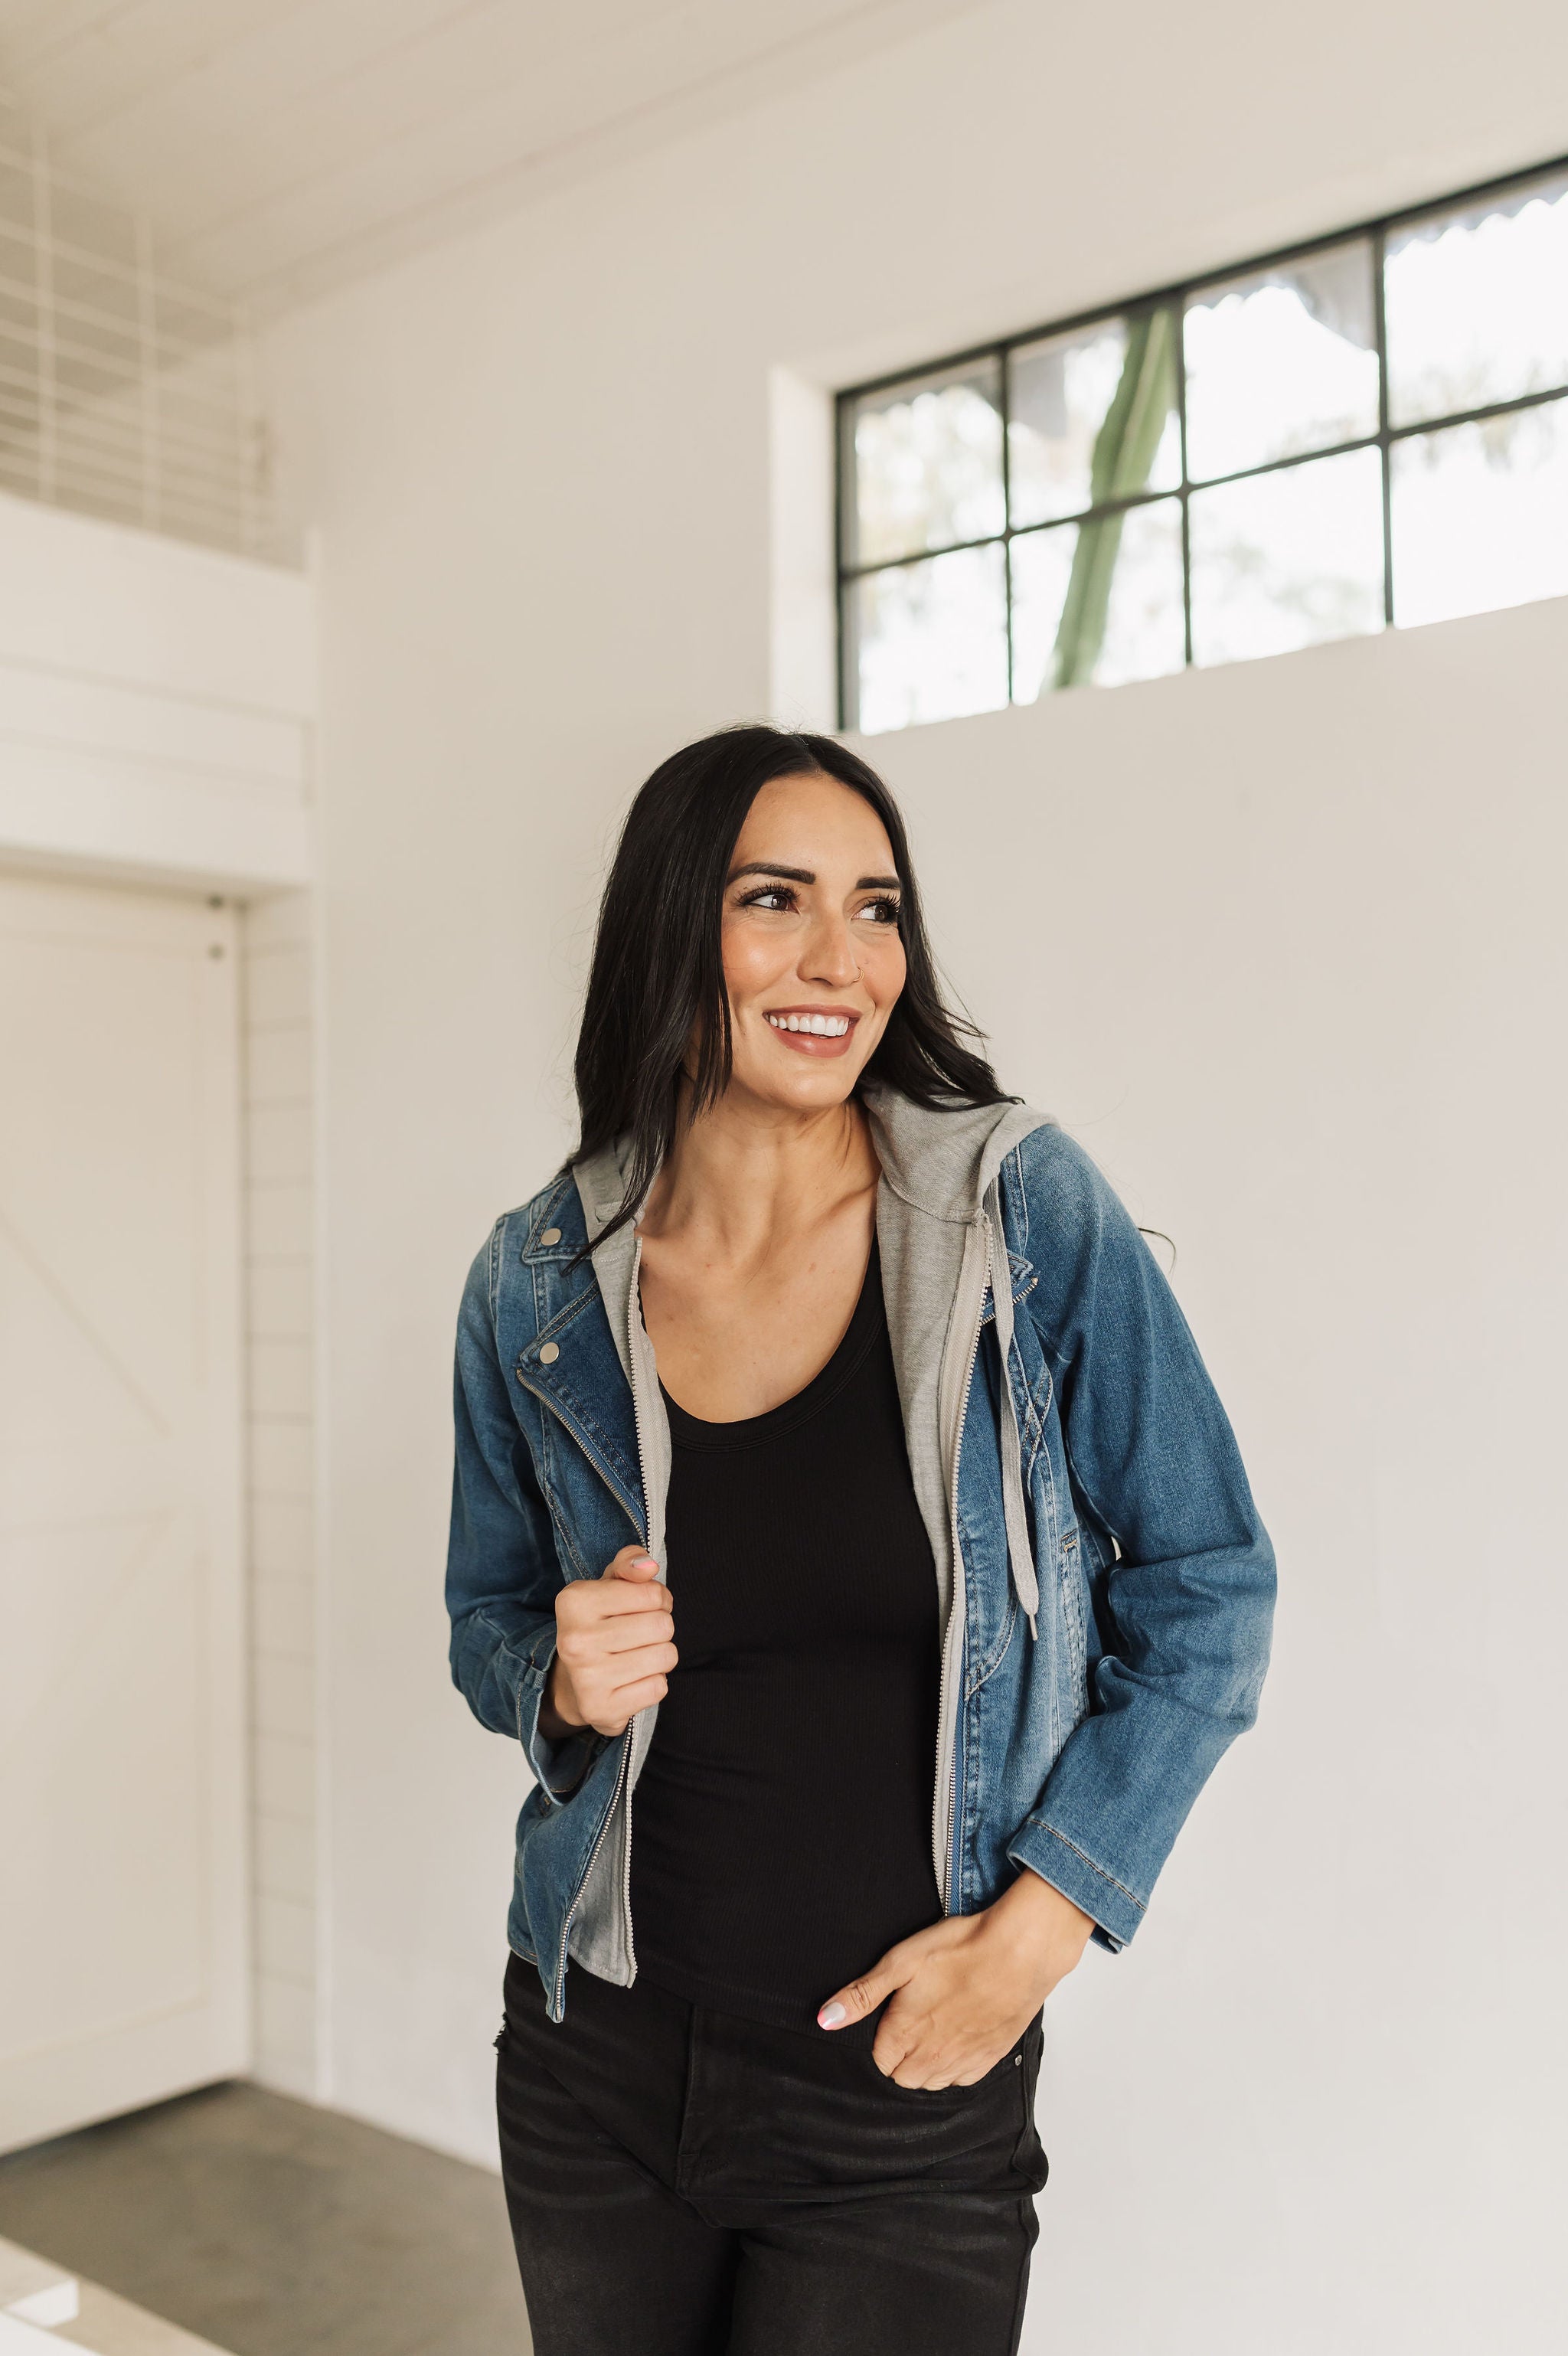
{"left": 628, "top": 1242, "right": 942, "bottom": 2031}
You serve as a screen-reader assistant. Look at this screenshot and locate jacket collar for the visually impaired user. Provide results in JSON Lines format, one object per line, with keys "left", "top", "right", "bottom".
{"left": 569, "top": 1137, "right": 640, "bottom": 1388}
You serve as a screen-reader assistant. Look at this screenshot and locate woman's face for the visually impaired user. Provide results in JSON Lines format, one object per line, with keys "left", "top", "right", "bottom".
{"left": 717, "top": 771, "right": 908, "bottom": 1116}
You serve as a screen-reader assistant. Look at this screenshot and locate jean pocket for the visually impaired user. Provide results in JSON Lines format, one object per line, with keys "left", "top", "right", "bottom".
{"left": 869, "top": 2028, "right": 1028, "bottom": 2103}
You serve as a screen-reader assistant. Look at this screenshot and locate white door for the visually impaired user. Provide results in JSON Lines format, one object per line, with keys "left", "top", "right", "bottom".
{"left": 0, "top": 872, "right": 247, "bottom": 2152}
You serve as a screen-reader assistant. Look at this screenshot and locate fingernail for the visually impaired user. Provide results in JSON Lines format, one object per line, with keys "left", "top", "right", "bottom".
{"left": 818, "top": 2002, "right": 847, "bottom": 2028}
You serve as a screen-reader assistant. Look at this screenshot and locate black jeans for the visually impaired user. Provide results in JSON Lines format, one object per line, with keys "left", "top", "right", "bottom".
{"left": 495, "top": 1949, "right": 1048, "bottom": 2356}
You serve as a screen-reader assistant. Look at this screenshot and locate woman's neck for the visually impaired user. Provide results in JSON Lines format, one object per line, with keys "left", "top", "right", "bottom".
{"left": 641, "top": 1090, "right": 879, "bottom": 1268}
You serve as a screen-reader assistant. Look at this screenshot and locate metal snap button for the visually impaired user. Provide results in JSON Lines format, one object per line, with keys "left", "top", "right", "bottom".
{"left": 540, "top": 1227, "right": 561, "bottom": 1246}
{"left": 538, "top": 1341, "right": 560, "bottom": 1364}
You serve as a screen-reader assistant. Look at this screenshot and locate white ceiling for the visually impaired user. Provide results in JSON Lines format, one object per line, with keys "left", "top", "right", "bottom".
{"left": 0, "top": 0, "right": 977, "bottom": 314}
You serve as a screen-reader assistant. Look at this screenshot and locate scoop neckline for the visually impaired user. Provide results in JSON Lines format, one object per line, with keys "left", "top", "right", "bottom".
{"left": 658, "top": 1240, "right": 884, "bottom": 1452}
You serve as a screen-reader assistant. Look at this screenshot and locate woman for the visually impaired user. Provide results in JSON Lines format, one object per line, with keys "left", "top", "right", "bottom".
{"left": 447, "top": 726, "right": 1275, "bottom": 2356}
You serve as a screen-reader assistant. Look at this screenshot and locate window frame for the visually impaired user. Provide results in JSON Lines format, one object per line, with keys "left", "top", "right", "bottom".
{"left": 835, "top": 152, "right": 1568, "bottom": 730}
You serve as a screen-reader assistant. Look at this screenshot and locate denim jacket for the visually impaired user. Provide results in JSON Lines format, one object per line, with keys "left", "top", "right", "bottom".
{"left": 446, "top": 1087, "right": 1276, "bottom": 2021}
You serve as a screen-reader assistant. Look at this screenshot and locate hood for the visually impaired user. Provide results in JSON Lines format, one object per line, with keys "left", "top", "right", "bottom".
{"left": 859, "top": 1080, "right": 1051, "bottom": 1224}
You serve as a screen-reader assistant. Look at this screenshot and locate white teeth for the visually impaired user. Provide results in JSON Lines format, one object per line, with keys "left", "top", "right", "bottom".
{"left": 768, "top": 1012, "right": 849, "bottom": 1037}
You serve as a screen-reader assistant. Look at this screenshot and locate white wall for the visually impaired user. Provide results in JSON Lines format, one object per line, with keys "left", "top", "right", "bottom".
{"left": 863, "top": 608, "right": 1568, "bottom": 2354}
{"left": 0, "top": 492, "right": 314, "bottom": 892}
{"left": 258, "top": 2, "right": 1568, "bottom": 2345}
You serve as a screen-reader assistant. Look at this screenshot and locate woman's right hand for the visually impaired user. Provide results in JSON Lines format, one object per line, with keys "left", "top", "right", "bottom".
{"left": 540, "top": 1545, "right": 676, "bottom": 1740}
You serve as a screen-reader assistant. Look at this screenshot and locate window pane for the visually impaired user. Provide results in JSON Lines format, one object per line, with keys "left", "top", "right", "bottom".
{"left": 1385, "top": 174, "right": 1568, "bottom": 428}
{"left": 1390, "top": 396, "right": 1568, "bottom": 627}
{"left": 1008, "top": 312, "right": 1179, "bottom": 529}
{"left": 1011, "top": 499, "right": 1184, "bottom": 699}
{"left": 849, "top": 544, "right": 1008, "bottom": 734}
{"left": 1184, "top": 240, "right": 1379, "bottom": 481}
{"left": 1189, "top": 446, "right": 1384, "bottom": 667}
{"left": 844, "top": 361, "right": 1004, "bottom": 568}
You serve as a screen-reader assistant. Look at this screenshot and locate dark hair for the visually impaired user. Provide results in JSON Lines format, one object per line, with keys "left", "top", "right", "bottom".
{"left": 573, "top": 724, "right": 1006, "bottom": 1247}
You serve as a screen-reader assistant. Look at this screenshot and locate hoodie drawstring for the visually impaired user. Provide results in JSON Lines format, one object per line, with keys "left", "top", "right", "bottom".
{"left": 983, "top": 1180, "right": 1040, "bottom": 1642}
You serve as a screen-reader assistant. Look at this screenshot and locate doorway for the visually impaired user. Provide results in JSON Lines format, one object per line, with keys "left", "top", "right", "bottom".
{"left": 0, "top": 871, "right": 248, "bottom": 2151}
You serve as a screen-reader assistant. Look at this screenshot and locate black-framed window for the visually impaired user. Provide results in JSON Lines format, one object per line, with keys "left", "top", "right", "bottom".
{"left": 837, "top": 158, "right": 1568, "bottom": 734}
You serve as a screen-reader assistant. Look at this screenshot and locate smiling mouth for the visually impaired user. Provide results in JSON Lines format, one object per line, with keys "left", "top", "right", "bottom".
{"left": 763, "top": 1006, "right": 860, "bottom": 1057}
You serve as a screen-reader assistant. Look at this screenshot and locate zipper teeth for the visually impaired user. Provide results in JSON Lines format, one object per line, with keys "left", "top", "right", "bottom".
{"left": 619, "top": 1785, "right": 637, "bottom": 1975}
{"left": 624, "top": 1237, "right": 655, "bottom": 1549}
{"left": 552, "top": 1740, "right": 631, "bottom": 2013}
{"left": 616, "top": 1234, "right": 658, "bottom": 1979}
{"left": 933, "top": 1249, "right": 986, "bottom": 1913}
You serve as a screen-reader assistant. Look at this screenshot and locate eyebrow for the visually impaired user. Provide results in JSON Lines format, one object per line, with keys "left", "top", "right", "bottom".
{"left": 727, "top": 862, "right": 901, "bottom": 889}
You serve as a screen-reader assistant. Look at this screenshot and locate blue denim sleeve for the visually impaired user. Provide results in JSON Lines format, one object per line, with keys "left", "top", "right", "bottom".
{"left": 1004, "top": 1129, "right": 1276, "bottom": 1949}
{"left": 446, "top": 1223, "right": 603, "bottom": 1800}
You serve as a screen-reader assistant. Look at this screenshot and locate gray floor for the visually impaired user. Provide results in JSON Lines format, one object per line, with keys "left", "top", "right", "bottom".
{"left": 0, "top": 2081, "right": 528, "bottom": 2356}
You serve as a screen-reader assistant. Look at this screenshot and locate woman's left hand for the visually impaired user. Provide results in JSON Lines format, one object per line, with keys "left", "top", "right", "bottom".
{"left": 815, "top": 1870, "right": 1096, "bottom": 2087}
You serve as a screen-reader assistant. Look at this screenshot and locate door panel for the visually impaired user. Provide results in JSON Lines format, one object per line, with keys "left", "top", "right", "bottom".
{"left": 0, "top": 874, "right": 247, "bottom": 2152}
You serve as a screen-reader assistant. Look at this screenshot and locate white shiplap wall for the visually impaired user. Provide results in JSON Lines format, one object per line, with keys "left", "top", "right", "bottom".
{"left": 0, "top": 87, "right": 266, "bottom": 561}
{"left": 242, "top": 887, "right": 319, "bottom": 2098}
{"left": 0, "top": 490, "right": 312, "bottom": 889}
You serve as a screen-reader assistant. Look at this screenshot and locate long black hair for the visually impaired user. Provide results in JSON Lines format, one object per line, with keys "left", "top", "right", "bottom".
{"left": 573, "top": 724, "right": 1006, "bottom": 1245}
